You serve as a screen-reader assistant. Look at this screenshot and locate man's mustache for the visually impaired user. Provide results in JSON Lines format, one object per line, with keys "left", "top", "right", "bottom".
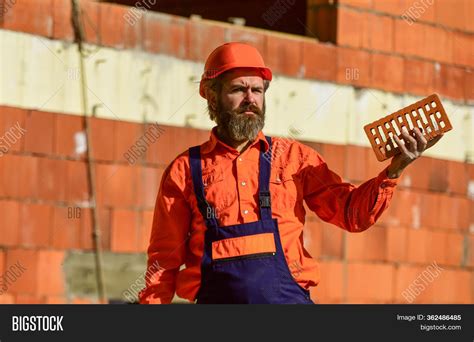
{"left": 236, "top": 104, "right": 263, "bottom": 115}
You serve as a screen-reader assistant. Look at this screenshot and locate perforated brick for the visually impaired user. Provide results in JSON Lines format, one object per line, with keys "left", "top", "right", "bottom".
{"left": 364, "top": 94, "right": 452, "bottom": 162}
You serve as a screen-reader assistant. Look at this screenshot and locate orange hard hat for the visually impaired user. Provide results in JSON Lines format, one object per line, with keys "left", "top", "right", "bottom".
{"left": 199, "top": 42, "right": 273, "bottom": 99}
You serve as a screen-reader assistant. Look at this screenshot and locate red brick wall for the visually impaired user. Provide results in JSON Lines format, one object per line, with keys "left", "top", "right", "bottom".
{"left": 0, "top": 106, "right": 472, "bottom": 304}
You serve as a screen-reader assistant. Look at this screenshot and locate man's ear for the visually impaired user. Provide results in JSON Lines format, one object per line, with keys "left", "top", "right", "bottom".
{"left": 207, "top": 90, "right": 217, "bottom": 111}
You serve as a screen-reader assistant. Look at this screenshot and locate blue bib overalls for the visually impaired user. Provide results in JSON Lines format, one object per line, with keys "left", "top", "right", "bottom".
{"left": 189, "top": 136, "right": 313, "bottom": 304}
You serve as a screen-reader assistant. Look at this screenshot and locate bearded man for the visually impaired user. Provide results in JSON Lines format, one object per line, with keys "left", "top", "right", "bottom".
{"left": 139, "top": 42, "right": 442, "bottom": 304}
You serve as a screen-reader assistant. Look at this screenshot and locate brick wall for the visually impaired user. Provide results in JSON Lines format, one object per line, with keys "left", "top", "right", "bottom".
{"left": 0, "top": 105, "right": 472, "bottom": 304}
{"left": 0, "top": 0, "right": 472, "bottom": 304}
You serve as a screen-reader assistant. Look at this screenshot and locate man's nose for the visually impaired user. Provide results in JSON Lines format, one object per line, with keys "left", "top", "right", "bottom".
{"left": 243, "top": 88, "right": 256, "bottom": 104}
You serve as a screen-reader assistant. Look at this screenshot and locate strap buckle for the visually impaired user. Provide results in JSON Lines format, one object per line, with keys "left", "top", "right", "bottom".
{"left": 259, "top": 191, "right": 271, "bottom": 208}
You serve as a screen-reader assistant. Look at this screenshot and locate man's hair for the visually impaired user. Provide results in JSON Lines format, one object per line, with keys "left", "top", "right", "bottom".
{"left": 203, "top": 75, "right": 270, "bottom": 121}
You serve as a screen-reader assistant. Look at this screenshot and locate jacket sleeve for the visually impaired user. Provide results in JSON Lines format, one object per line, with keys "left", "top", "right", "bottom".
{"left": 139, "top": 160, "right": 191, "bottom": 304}
{"left": 302, "top": 149, "right": 398, "bottom": 232}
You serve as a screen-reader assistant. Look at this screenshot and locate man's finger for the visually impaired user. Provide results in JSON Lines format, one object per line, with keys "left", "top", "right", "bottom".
{"left": 392, "top": 134, "right": 409, "bottom": 155}
{"left": 413, "top": 127, "right": 427, "bottom": 152}
{"left": 401, "top": 127, "right": 417, "bottom": 152}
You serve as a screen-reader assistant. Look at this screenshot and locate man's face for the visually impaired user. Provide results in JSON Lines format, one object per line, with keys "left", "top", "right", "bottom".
{"left": 212, "top": 68, "right": 266, "bottom": 142}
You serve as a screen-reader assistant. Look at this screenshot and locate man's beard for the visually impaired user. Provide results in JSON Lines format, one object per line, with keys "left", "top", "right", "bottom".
{"left": 215, "top": 99, "right": 265, "bottom": 142}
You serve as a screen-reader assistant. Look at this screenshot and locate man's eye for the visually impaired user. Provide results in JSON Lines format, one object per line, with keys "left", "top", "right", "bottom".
{"left": 253, "top": 89, "right": 263, "bottom": 94}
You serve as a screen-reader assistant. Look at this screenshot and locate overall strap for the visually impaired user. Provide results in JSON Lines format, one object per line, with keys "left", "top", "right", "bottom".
{"left": 258, "top": 136, "right": 273, "bottom": 220}
{"left": 188, "top": 146, "right": 219, "bottom": 228}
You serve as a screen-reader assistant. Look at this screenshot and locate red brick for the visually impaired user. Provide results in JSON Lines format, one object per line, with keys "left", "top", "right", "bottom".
{"left": 0, "top": 200, "right": 20, "bottom": 246}
{"left": 431, "top": 269, "right": 471, "bottom": 303}
{"left": 24, "top": 110, "right": 55, "bottom": 155}
{"left": 439, "top": 195, "right": 469, "bottom": 231}
{"left": 302, "top": 41, "right": 337, "bottom": 82}
{"left": 19, "top": 203, "right": 53, "bottom": 248}
{"left": 394, "top": 264, "right": 435, "bottom": 303}
{"left": 51, "top": 206, "right": 81, "bottom": 249}
{"left": 435, "top": 64, "right": 464, "bottom": 99}
{"left": 468, "top": 235, "right": 474, "bottom": 267}
{"left": 443, "top": 232, "right": 464, "bottom": 266}
{"left": 2, "top": 0, "right": 53, "bottom": 37}
{"left": 96, "top": 208, "right": 112, "bottom": 251}
{"left": 81, "top": 0, "right": 100, "bottom": 45}
{"left": 383, "top": 190, "right": 421, "bottom": 229}
{"left": 139, "top": 210, "right": 154, "bottom": 251}
{"left": 321, "top": 222, "right": 344, "bottom": 258}
{"left": 346, "top": 226, "right": 387, "bottom": 261}
{"left": 146, "top": 125, "right": 202, "bottom": 166}
{"left": 406, "top": 228, "right": 428, "bottom": 263}
{"left": 344, "top": 145, "right": 368, "bottom": 182}
{"left": 400, "top": 0, "right": 436, "bottom": 23}
{"left": 37, "top": 250, "right": 65, "bottom": 296}
{"left": 373, "top": 0, "right": 405, "bottom": 15}
{"left": 319, "top": 143, "right": 345, "bottom": 179}
{"left": 265, "top": 34, "right": 303, "bottom": 77}
{"left": 399, "top": 156, "right": 431, "bottom": 191}
{"left": 304, "top": 220, "right": 322, "bottom": 258}
{"left": 0, "top": 250, "right": 4, "bottom": 276}
{"left": 403, "top": 58, "right": 435, "bottom": 96}
{"left": 0, "top": 155, "right": 39, "bottom": 199}
{"left": 78, "top": 208, "right": 93, "bottom": 250}
{"left": 347, "top": 262, "right": 394, "bottom": 303}
{"left": 226, "top": 26, "right": 267, "bottom": 55}
{"left": 78, "top": 208, "right": 108, "bottom": 251}
{"left": 452, "top": 32, "right": 474, "bottom": 68}
{"left": 419, "top": 192, "right": 440, "bottom": 229}
{"left": 0, "top": 294, "right": 15, "bottom": 304}
{"left": 55, "top": 113, "right": 84, "bottom": 158}
{"left": 137, "top": 167, "right": 163, "bottom": 208}
{"left": 96, "top": 163, "right": 138, "bottom": 208}
{"left": 435, "top": 0, "right": 465, "bottom": 30}
{"left": 447, "top": 160, "right": 470, "bottom": 195}
{"left": 14, "top": 295, "right": 44, "bottom": 304}
{"left": 5, "top": 249, "right": 38, "bottom": 295}
{"left": 144, "top": 12, "right": 187, "bottom": 58}
{"left": 99, "top": 3, "right": 138, "bottom": 49}
{"left": 425, "top": 230, "right": 448, "bottom": 264}
{"left": 186, "top": 19, "right": 226, "bottom": 62}
{"left": 371, "top": 53, "right": 404, "bottom": 93}
{"left": 0, "top": 106, "right": 27, "bottom": 154}
{"left": 336, "top": 47, "right": 371, "bottom": 87}
{"left": 111, "top": 209, "right": 140, "bottom": 252}
{"left": 465, "top": 69, "right": 474, "bottom": 102}
{"left": 368, "top": 14, "right": 393, "bottom": 52}
{"left": 114, "top": 120, "right": 144, "bottom": 163}
{"left": 386, "top": 226, "right": 408, "bottom": 262}
{"left": 393, "top": 19, "right": 425, "bottom": 58}
{"left": 423, "top": 25, "right": 452, "bottom": 64}
{"left": 66, "top": 160, "right": 89, "bottom": 202}
{"left": 89, "top": 117, "right": 115, "bottom": 162}
{"left": 37, "top": 157, "right": 67, "bottom": 202}
{"left": 467, "top": 0, "right": 474, "bottom": 32}
{"left": 310, "top": 261, "right": 343, "bottom": 304}
{"left": 428, "top": 158, "right": 449, "bottom": 192}
{"left": 336, "top": 7, "right": 369, "bottom": 48}
{"left": 52, "top": 0, "right": 73, "bottom": 41}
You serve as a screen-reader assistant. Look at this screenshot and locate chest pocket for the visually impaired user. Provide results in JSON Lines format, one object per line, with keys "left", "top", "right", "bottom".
{"left": 269, "top": 168, "right": 298, "bottom": 211}
{"left": 202, "top": 169, "right": 236, "bottom": 214}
